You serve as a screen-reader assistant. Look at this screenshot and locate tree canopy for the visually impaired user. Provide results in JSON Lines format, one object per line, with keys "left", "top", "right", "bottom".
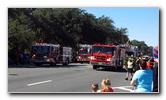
{"left": 8, "top": 8, "right": 152, "bottom": 56}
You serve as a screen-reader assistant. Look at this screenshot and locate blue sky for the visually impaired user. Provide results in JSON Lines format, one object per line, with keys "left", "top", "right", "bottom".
{"left": 81, "top": 8, "right": 159, "bottom": 47}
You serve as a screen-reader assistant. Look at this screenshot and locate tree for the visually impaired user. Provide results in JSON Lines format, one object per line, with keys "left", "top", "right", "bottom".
{"left": 131, "top": 39, "right": 152, "bottom": 56}
{"left": 8, "top": 8, "right": 35, "bottom": 55}
{"left": 8, "top": 8, "right": 150, "bottom": 59}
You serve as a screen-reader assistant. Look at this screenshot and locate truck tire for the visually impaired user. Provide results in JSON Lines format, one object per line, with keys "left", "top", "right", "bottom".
{"left": 50, "top": 63, "right": 55, "bottom": 66}
{"left": 115, "top": 60, "right": 118, "bottom": 70}
{"left": 63, "top": 58, "right": 69, "bottom": 65}
{"left": 35, "top": 63, "right": 40, "bottom": 67}
{"left": 93, "top": 65, "right": 97, "bottom": 69}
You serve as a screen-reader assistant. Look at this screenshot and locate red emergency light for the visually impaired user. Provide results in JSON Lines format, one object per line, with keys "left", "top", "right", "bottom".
{"left": 93, "top": 43, "right": 114, "bottom": 47}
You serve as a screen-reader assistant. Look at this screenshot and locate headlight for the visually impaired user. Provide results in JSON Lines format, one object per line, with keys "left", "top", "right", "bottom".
{"left": 47, "top": 59, "right": 53, "bottom": 62}
{"left": 90, "top": 56, "right": 96, "bottom": 60}
{"left": 32, "top": 54, "right": 36, "bottom": 58}
{"left": 47, "top": 59, "right": 51, "bottom": 62}
{"left": 106, "top": 58, "right": 111, "bottom": 61}
{"left": 44, "top": 56, "right": 47, "bottom": 58}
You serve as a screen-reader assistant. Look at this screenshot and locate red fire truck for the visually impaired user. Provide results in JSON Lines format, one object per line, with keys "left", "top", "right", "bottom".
{"left": 31, "top": 43, "right": 72, "bottom": 66}
{"left": 90, "top": 43, "right": 126, "bottom": 70}
{"left": 76, "top": 44, "right": 92, "bottom": 63}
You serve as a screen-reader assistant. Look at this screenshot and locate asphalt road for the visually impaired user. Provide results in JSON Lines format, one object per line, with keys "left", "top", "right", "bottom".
{"left": 8, "top": 63, "right": 134, "bottom": 93}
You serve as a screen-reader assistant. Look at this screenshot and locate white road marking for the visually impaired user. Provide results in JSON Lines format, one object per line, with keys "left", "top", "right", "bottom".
{"left": 113, "top": 87, "right": 133, "bottom": 92}
{"left": 112, "top": 86, "right": 134, "bottom": 92}
{"left": 27, "top": 80, "right": 52, "bottom": 86}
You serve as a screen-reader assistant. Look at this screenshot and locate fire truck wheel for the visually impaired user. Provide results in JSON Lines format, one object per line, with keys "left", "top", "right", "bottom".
{"left": 35, "top": 64, "right": 40, "bottom": 67}
{"left": 112, "top": 67, "right": 117, "bottom": 71}
{"left": 50, "top": 63, "right": 55, "bottom": 66}
{"left": 63, "top": 58, "right": 69, "bottom": 65}
{"left": 93, "top": 65, "right": 98, "bottom": 69}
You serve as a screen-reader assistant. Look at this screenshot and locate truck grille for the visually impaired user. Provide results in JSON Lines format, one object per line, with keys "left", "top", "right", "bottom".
{"left": 36, "top": 54, "right": 44, "bottom": 58}
{"left": 82, "top": 55, "right": 88, "bottom": 58}
{"left": 97, "top": 56, "right": 105, "bottom": 60}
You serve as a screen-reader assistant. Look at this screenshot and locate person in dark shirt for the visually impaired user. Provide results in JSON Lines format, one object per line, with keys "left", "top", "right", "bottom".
{"left": 152, "top": 46, "right": 158, "bottom": 92}
{"left": 153, "top": 63, "right": 158, "bottom": 92}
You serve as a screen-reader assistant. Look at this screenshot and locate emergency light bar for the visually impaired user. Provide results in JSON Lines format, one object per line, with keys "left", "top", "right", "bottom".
{"left": 79, "top": 44, "right": 92, "bottom": 48}
{"left": 92, "top": 43, "right": 114, "bottom": 47}
{"left": 35, "top": 43, "right": 48, "bottom": 45}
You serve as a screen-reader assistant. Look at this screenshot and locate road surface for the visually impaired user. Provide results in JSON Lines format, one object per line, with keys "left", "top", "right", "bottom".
{"left": 8, "top": 63, "right": 134, "bottom": 93}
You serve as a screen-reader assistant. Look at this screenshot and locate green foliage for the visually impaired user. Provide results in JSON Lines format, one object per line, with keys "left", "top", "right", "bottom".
{"left": 8, "top": 8, "right": 142, "bottom": 55}
{"left": 131, "top": 39, "right": 153, "bottom": 56}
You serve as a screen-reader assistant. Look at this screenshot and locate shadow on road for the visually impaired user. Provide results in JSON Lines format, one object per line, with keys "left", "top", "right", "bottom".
{"left": 95, "top": 68, "right": 127, "bottom": 73}
{"left": 8, "top": 63, "right": 87, "bottom": 68}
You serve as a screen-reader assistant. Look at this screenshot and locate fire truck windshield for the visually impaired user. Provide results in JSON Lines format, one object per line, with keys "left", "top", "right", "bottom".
{"left": 32, "top": 46, "right": 50, "bottom": 53}
{"left": 92, "top": 46, "right": 115, "bottom": 54}
{"left": 78, "top": 50, "right": 89, "bottom": 54}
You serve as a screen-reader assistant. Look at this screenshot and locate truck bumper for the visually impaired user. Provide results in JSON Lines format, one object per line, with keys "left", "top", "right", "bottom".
{"left": 91, "top": 62, "right": 114, "bottom": 67}
{"left": 33, "top": 58, "right": 55, "bottom": 64}
{"left": 77, "top": 59, "right": 90, "bottom": 63}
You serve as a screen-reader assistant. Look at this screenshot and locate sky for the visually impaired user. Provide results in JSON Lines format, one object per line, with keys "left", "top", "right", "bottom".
{"left": 81, "top": 8, "right": 159, "bottom": 47}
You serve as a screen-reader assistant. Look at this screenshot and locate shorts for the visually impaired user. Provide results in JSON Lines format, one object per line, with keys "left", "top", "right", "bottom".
{"left": 127, "top": 68, "right": 133, "bottom": 73}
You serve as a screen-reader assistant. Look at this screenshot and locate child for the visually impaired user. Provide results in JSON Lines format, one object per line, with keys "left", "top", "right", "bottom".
{"left": 91, "top": 83, "right": 99, "bottom": 92}
{"left": 100, "top": 78, "right": 114, "bottom": 92}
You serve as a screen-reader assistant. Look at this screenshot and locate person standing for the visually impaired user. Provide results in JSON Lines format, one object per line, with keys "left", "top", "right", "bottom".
{"left": 152, "top": 46, "right": 158, "bottom": 92}
{"left": 135, "top": 57, "right": 141, "bottom": 70}
{"left": 125, "top": 57, "right": 134, "bottom": 81}
{"left": 123, "top": 56, "right": 128, "bottom": 70}
{"left": 130, "top": 59, "right": 153, "bottom": 92}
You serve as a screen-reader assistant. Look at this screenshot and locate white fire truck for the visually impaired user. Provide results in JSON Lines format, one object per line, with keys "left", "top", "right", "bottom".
{"left": 76, "top": 44, "right": 92, "bottom": 63}
{"left": 31, "top": 43, "right": 72, "bottom": 66}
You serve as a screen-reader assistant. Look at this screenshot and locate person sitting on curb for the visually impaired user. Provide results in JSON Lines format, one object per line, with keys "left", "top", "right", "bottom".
{"left": 100, "top": 78, "right": 114, "bottom": 92}
{"left": 91, "top": 83, "right": 99, "bottom": 92}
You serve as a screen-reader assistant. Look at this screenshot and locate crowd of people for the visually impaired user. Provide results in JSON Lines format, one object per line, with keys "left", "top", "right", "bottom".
{"left": 130, "top": 46, "right": 158, "bottom": 92}
{"left": 8, "top": 51, "right": 32, "bottom": 65}
{"left": 90, "top": 46, "right": 158, "bottom": 93}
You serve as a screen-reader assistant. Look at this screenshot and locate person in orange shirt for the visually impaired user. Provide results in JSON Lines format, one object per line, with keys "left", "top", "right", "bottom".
{"left": 100, "top": 78, "right": 114, "bottom": 92}
{"left": 146, "top": 61, "right": 151, "bottom": 69}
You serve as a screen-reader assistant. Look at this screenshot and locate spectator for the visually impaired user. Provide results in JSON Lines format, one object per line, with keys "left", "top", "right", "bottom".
{"left": 147, "top": 57, "right": 155, "bottom": 70}
{"left": 152, "top": 46, "right": 158, "bottom": 92}
{"left": 100, "top": 78, "right": 114, "bottom": 92}
{"left": 123, "top": 56, "right": 128, "bottom": 70}
{"left": 130, "top": 59, "right": 153, "bottom": 92}
{"left": 19, "top": 52, "right": 24, "bottom": 64}
{"left": 91, "top": 83, "right": 99, "bottom": 92}
{"left": 135, "top": 57, "right": 141, "bottom": 70}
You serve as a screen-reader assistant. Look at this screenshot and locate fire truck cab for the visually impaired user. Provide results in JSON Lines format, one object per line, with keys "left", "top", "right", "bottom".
{"left": 31, "top": 43, "right": 72, "bottom": 66}
{"left": 90, "top": 43, "right": 125, "bottom": 70}
{"left": 76, "top": 44, "right": 92, "bottom": 63}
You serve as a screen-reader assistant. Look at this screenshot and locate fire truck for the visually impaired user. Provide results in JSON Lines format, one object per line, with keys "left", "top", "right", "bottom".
{"left": 76, "top": 44, "right": 92, "bottom": 63}
{"left": 31, "top": 43, "right": 72, "bottom": 66}
{"left": 124, "top": 44, "right": 139, "bottom": 57}
{"left": 90, "top": 43, "right": 126, "bottom": 70}
{"left": 90, "top": 43, "right": 139, "bottom": 70}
